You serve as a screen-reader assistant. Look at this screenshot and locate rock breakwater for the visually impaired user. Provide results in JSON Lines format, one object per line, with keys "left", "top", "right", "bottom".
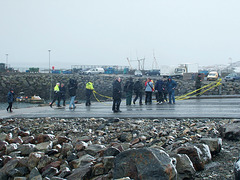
{"left": 0, "top": 117, "right": 239, "bottom": 179}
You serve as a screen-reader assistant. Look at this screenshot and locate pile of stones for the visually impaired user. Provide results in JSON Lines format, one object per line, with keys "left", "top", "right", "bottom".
{"left": 0, "top": 117, "right": 239, "bottom": 180}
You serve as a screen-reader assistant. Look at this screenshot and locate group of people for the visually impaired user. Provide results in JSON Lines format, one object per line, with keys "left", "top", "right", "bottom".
{"left": 49, "top": 79, "right": 78, "bottom": 109}
{"left": 7, "top": 75, "right": 203, "bottom": 113}
{"left": 112, "top": 76, "right": 178, "bottom": 113}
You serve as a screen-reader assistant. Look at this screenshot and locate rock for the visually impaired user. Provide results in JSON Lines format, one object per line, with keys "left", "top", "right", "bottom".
{"left": 85, "top": 144, "right": 106, "bottom": 156}
{"left": 200, "top": 138, "right": 222, "bottom": 155}
{"left": 57, "top": 136, "right": 71, "bottom": 144}
{"left": 219, "top": 121, "right": 240, "bottom": 140}
{"left": 6, "top": 143, "right": 18, "bottom": 154}
{"left": 7, "top": 167, "right": 29, "bottom": 177}
{"left": 176, "top": 145, "right": 205, "bottom": 171}
{"left": 171, "top": 154, "right": 196, "bottom": 180}
{"left": 103, "top": 147, "right": 121, "bottom": 156}
{"left": 35, "top": 134, "right": 55, "bottom": 144}
{"left": 36, "top": 141, "right": 53, "bottom": 151}
{"left": 75, "top": 141, "right": 88, "bottom": 151}
{"left": 37, "top": 155, "right": 52, "bottom": 171}
{"left": 18, "top": 144, "right": 37, "bottom": 156}
{"left": 28, "top": 152, "right": 45, "bottom": 170}
{"left": 119, "top": 133, "right": 132, "bottom": 142}
{"left": 22, "top": 136, "right": 35, "bottom": 144}
{"left": 0, "top": 140, "right": 8, "bottom": 151}
{"left": 13, "top": 177, "right": 27, "bottom": 180}
{"left": 61, "top": 143, "right": 73, "bottom": 156}
{"left": 42, "top": 167, "right": 58, "bottom": 178}
{"left": 58, "top": 167, "right": 71, "bottom": 178}
{"left": 29, "top": 167, "right": 42, "bottom": 180}
{"left": 10, "top": 136, "right": 23, "bottom": 144}
{"left": 196, "top": 144, "right": 212, "bottom": 164}
{"left": 66, "top": 163, "right": 93, "bottom": 180}
{"left": 70, "top": 154, "right": 96, "bottom": 169}
{"left": 103, "top": 156, "right": 115, "bottom": 173}
{"left": 92, "top": 163, "right": 104, "bottom": 176}
{"left": 234, "top": 157, "right": 240, "bottom": 180}
{"left": 113, "top": 148, "right": 177, "bottom": 180}
{"left": 0, "top": 159, "right": 19, "bottom": 180}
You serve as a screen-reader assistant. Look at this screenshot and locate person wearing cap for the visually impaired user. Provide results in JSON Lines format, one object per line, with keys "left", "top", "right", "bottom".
{"left": 49, "top": 82, "right": 61, "bottom": 108}
{"left": 167, "top": 76, "right": 177, "bottom": 104}
{"left": 85, "top": 81, "right": 94, "bottom": 106}
{"left": 6, "top": 88, "right": 15, "bottom": 112}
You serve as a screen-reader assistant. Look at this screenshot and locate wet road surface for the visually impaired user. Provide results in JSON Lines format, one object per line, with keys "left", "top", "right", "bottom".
{"left": 1, "top": 97, "right": 240, "bottom": 119}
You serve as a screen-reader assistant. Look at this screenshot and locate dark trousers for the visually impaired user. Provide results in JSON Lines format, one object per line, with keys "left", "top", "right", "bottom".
{"left": 51, "top": 92, "right": 60, "bottom": 106}
{"left": 163, "top": 92, "right": 168, "bottom": 102}
{"left": 112, "top": 99, "right": 121, "bottom": 111}
{"left": 145, "top": 91, "right": 152, "bottom": 104}
{"left": 157, "top": 91, "right": 164, "bottom": 102}
{"left": 126, "top": 91, "right": 132, "bottom": 105}
{"left": 133, "top": 92, "right": 142, "bottom": 104}
{"left": 86, "top": 89, "right": 92, "bottom": 106}
{"left": 61, "top": 95, "right": 66, "bottom": 106}
{"left": 196, "top": 86, "right": 201, "bottom": 96}
{"left": 7, "top": 102, "right": 13, "bottom": 112}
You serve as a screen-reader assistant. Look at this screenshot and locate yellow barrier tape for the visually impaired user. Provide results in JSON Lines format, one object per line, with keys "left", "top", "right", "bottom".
{"left": 175, "top": 79, "right": 222, "bottom": 100}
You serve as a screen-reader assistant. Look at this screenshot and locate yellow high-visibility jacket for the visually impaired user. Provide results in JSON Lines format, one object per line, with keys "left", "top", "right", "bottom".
{"left": 86, "top": 82, "right": 94, "bottom": 90}
{"left": 54, "top": 85, "right": 60, "bottom": 92}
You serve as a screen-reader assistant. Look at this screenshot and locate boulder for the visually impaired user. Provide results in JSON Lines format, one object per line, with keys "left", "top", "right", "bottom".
{"left": 85, "top": 144, "right": 106, "bottom": 156}
{"left": 200, "top": 138, "right": 222, "bottom": 155}
{"left": 66, "top": 163, "right": 93, "bottom": 180}
{"left": 219, "top": 121, "right": 240, "bottom": 140}
{"left": 176, "top": 145, "right": 204, "bottom": 171}
{"left": 113, "top": 148, "right": 177, "bottom": 180}
{"left": 171, "top": 154, "right": 196, "bottom": 180}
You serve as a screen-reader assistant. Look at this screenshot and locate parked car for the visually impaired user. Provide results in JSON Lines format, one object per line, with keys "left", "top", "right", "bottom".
{"left": 83, "top": 68, "right": 105, "bottom": 75}
{"left": 145, "top": 69, "right": 160, "bottom": 76}
{"left": 207, "top": 71, "right": 218, "bottom": 81}
{"left": 224, "top": 73, "right": 240, "bottom": 82}
{"left": 134, "top": 70, "right": 143, "bottom": 77}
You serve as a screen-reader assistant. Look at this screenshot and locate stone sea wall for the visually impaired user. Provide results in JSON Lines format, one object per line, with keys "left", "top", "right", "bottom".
{"left": 0, "top": 73, "right": 239, "bottom": 102}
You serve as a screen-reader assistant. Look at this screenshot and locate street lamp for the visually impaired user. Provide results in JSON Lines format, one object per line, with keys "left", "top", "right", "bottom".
{"left": 48, "top": 50, "right": 51, "bottom": 73}
{"left": 5, "top": 54, "right": 8, "bottom": 69}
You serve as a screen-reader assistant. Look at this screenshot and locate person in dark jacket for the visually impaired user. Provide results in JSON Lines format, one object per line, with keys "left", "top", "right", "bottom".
{"left": 124, "top": 77, "right": 134, "bottom": 105}
{"left": 162, "top": 78, "right": 168, "bottom": 102}
{"left": 112, "top": 77, "right": 122, "bottom": 113}
{"left": 133, "top": 79, "right": 143, "bottom": 105}
{"left": 60, "top": 83, "right": 66, "bottom": 106}
{"left": 6, "top": 88, "right": 14, "bottom": 112}
{"left": 155, "top": 79, "right": 164, "bottom": 104}
{"left": 68, "top": 79, "right": 78, "bottom": 109}
{"left": 167, "top": 76, "right": 177, "bottom": 104}
{"left": 145, "top": 78, "right": 154, "bottom": 105}
{"left": 195, "top": 73, "right": 202, "bottom": 97}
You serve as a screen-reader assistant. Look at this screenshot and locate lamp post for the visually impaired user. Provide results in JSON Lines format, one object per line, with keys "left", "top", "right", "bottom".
{"left": 48, "top": 50, "right": 52, "bottom": 101}
{"left": 5, "top": 54, "right": 8, "bottom": 69}
{"left": 48, "top": 50, "right": 51, "bottom": 73}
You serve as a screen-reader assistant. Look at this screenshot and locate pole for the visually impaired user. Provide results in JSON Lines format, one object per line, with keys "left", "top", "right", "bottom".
{"left": 5, "top": 54, "right": 8, "bottom": 69}
{"left": 48, "top": 50, "right": 52, "bottom": 101}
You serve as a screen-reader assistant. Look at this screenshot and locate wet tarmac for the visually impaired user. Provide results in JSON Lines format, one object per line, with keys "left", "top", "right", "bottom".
{"left": 1, "top": 95, "right": 240, "bottom": 119}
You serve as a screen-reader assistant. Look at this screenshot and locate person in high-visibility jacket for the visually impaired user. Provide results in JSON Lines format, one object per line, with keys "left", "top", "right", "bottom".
{"left": 85, "top": 81, "right": 94, "bottom": 106}
{"left": 50, "top": 82, "right": 61, "bottom": 108}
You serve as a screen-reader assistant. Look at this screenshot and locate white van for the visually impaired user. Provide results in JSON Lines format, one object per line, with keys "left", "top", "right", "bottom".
{"left": 207, "top": 71, "right": 218, "bottom": 81}
{"left": 84, "top": 68, "right": 105, "bottom": 75}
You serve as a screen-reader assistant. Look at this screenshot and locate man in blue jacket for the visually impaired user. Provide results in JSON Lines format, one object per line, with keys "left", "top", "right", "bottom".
{"left": 167, "top": 76, "right": 177, "bottom": 104}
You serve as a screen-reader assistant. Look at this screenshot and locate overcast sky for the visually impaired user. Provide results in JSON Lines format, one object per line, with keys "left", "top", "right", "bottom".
{"left": 1, "top": 0, "right": 240, "bottom": 70}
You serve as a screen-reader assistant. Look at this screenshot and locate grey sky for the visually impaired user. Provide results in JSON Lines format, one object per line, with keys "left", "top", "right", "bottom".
{"left": 1, "top": 0, "right": 240, "bottom": 70}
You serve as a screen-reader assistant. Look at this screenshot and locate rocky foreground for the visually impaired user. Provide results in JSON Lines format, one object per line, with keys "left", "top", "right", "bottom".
{"left": 0, "top": 117, "right": 239, "bottom": 180}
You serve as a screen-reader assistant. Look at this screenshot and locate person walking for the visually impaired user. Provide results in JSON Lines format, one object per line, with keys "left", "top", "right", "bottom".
{"left": 162, "top": 78, "right": 168, "bottom": 103}
{"left": 60, "top": 83, "right": 66, "bottom": 106}
{"left": 124, "top": 77, "right": 134, "bottom": 105}
{"left": 6, "top": 88, "right": 14, "bottom": 112}
{"left": 112, "top": 77, "right": 122, "bottom": 113}
{"left": 167, "top": 76, "right": 177, "bottom": 104}
{"left": 49, "top": 82, "right": 61, "bottom": 108}
{"left": 85, "top": 81, "right": 94, "bottom": 106}
{"left": 68, "top": 79, "right": 78, "bottom": 109}
{"left": 195, "top": 73, "right": 202, "bottom": 97}
{"left": 145, "top": 78, "right": 154, "bottom": 105}
{"left": 155, "top": 78, "right": 164, "bottom": 104}
{"left": 133, "top": 79, "right": 143, "bottom": 105}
